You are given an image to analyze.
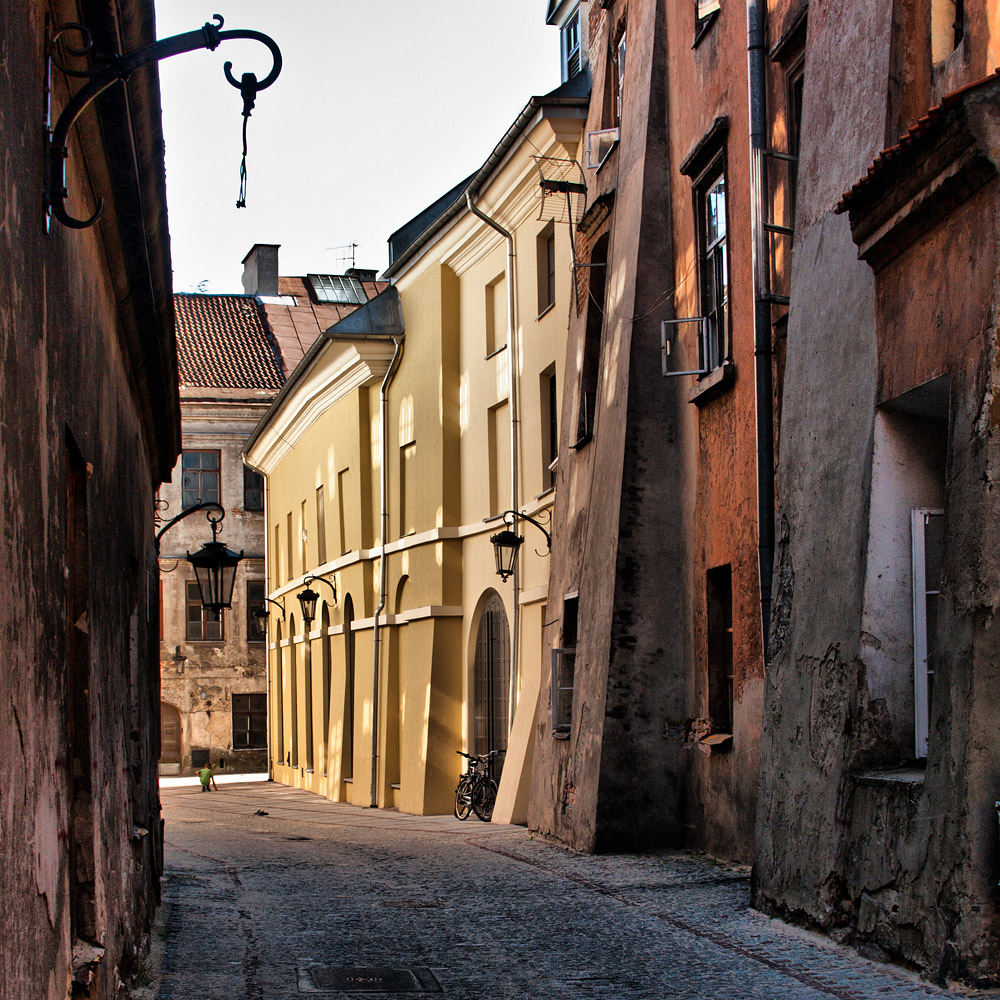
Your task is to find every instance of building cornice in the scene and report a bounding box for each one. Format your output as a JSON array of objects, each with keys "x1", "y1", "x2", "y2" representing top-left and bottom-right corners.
[{"x1": 245, "y1": 338, "x2": 397, "y2": 475}]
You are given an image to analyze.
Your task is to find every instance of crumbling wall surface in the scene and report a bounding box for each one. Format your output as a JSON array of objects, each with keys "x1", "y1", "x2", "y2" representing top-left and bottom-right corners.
[
  {"x1": 757, "y1": 1, "x2": 1000, "y2": 984},
  {"x1": 0, "y1": 3, "x2": 175, "y2": 999},
  {"x1": 753, "y1": 0, "x2": 892, "y2": 950},
  {"x1": 527, "y1": 0, "x2": 688, "y2": 853}
]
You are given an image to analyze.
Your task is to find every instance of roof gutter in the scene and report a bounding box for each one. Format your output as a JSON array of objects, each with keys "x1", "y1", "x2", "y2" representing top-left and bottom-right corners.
[
  {"x1": 383, "y1": 93, "x2": 588, "y2": 280},
  {"x1": 465, "y1": 191, "x2": 521, "y2": 753}
]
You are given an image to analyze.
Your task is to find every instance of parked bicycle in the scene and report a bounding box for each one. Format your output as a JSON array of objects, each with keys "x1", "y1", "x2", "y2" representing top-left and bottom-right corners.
[{"x1": 454, "y1": 749, "x2": 501, "y2": 822}]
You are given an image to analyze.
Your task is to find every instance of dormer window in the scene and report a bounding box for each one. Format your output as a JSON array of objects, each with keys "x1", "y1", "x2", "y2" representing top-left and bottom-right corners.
[{"x1": 562, "y1": 7, "x2": 582, "y2": 80}]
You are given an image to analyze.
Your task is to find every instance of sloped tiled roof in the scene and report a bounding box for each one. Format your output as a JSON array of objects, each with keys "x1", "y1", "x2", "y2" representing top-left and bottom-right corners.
[
  {"x1": 262, "y1": 277, "x2": 390, "y2": 374},
  {"x1": 174, "y1": 294, "x2": 285, "y2": 390},
  {"x1": 837, "y1": 69, "x2": 1000, "y2": 213}
]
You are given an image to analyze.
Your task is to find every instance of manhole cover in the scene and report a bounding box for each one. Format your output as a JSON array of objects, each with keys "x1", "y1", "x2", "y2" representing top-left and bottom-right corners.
[{"x1": 302, "y1": 966, "x2": 442, "y2": 993}]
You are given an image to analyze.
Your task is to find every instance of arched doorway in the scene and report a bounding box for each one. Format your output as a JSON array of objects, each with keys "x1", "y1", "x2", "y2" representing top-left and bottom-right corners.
[
  {"x1": 160, "y1": 702, "x2": 182, "y2": 775},
  {"x1": 473, "y1": 592, "x2": 510, "y2": 780}
]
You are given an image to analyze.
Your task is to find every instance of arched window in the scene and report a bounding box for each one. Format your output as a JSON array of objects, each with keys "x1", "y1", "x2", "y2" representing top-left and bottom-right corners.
[
  {"x1": 274, "y1": 621, "x2": 284, "y2": 766},
  {"x1": 342, "y1": 596, "x2": 355, "y2": 781},
  {"x1": 288, "y1": 613, "x2": 299, "y2": 767},
  {"x1": 474, "y1": 591, "x2": 510, "y2": 780},
  {"x1": 321, "y1": 604, "x2": 332, "y2": 776}
]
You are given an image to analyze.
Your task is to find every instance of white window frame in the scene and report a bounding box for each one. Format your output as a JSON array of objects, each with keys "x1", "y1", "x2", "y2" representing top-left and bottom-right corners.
[
  {"x1": 561, "y1": 5, "x2": 582, "y2": 81},
  {"x1": 550, "y1": 647, "x2": 575, "y2": 735},
  {"x1": 911, "y1": 508, "x2": 943, "y2": 759}
]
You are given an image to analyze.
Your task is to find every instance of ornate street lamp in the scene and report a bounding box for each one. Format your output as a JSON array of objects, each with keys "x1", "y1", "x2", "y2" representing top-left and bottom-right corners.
[
  {"x1": 490, "y1": 510, "x2": 551, "y2": 583},
  {"x1": 296, "y1": 575, "x2": 338, "y2": 629},
  {"x1": 155, "y1": 502, "x2": 244, "y2": 619},
  {"x1": 490, "y1": 527, "x2": 524, "y2": 582},
  {"x1": 187, "y1": 529, "x2": 243, "y2": 622}
]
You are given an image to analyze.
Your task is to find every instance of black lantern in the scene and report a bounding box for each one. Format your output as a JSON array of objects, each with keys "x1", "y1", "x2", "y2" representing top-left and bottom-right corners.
[
  {"x1": 296, "y1": 575, "x2": 338, "y2": 628},
  {"x1": 297, "y1": 586, "x2": 320, "y2": 628},
  {"x1": 187, "y1": 537, "x2": 244, "y2": 620},
  {"x1": 490, "y1": 510, "x2": 551, "y2": 582},
  {"x1": 156, "y1": 501, "x2": 244, "y2": 619},
  {"x1": 490, "y1": 528, "x2": 524, "y2": 582}
]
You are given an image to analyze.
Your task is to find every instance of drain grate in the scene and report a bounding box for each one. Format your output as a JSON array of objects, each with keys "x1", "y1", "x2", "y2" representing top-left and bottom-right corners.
[
  {"x1": 381, "y1": 901, "x2": 445, "y2": 909},
  {"x1": 301, "y1": 966, "x2": 442, "y2": 994}
]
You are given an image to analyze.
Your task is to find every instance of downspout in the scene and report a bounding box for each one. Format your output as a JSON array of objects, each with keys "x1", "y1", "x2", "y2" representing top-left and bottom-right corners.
[
  {"x1": 264, "y1": 477, "x2": 272, "y2": 781},
  {"x1": 748, "y1": 0, "x2": 775, "y2": 659},
  {"x1": 466, "y1": 189, "x2": 520, "y2": 739},
  {"x1": 370, "y1": 336, "x2": 404, "y2": 808}
]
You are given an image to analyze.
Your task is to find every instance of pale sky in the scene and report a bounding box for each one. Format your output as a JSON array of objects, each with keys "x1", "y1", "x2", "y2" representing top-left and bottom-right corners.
[{"x1": 154, "y1": 1, "x2": 562, "y2": 292}]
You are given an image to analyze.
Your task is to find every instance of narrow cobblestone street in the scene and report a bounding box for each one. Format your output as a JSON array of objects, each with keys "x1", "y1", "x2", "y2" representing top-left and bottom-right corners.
[{"x1": 152, "y1": 781, "x2": 989, "y2": 1000}]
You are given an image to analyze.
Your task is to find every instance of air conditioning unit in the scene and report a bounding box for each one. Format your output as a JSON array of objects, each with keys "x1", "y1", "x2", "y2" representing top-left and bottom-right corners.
[{"x1": 585, "y1": 127, "x2": 620, "y2": 169}]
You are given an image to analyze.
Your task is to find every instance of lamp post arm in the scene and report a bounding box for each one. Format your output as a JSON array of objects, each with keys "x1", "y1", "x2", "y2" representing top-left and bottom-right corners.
[
  {"x1": 303, "y1": 575, "x2": 338, "y2": 604},
  {"x1": 262, "y1": 597, "x2": 286, "y2": 622},
  {"x1": 46, "y1": 15, "x2": 282, "y2": 228},
  {"x1": 502, "y1": 510, "x2": 552, "y2": 551},
  {"x1": 155, "y1": 502, "x2": 225, "y2": 553}
]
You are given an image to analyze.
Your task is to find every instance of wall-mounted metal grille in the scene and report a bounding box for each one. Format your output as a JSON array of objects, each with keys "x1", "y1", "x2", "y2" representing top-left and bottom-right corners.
[{"x1": 307, "y1": 274, "x2": 367, "y2": 305}]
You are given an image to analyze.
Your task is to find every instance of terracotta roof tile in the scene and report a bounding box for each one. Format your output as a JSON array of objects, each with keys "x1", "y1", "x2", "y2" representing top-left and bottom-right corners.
[
  {"x1": 837, "y1": 69, "x2": 1000, "y2": 212},
  {"x1": 173, "y1": 294, "x2": 284, "y2": 390}
]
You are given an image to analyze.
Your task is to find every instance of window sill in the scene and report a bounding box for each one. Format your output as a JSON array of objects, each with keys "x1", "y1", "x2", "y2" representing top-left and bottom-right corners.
[
  {"x1": 343, "y1": 777, "x2": 353, "y2": 783},
  {"x1": 485, "y1": 344, "x2": 508, "y2": 361},
  {"x1": 390, "y1": 782, "x2": 401, "y2": 790},
  {"x1": 534, "y1": 486, "x2": 555, "y2": 502},
  {"x1": 693, "y1": 9, "x2": 720, "y2": 48},
  {"x1": 569, "y1": 432, "x2": 592, "y2": 451},
  {"x1": 552, "y1": 729, "x2": 570, "y2": 741},
  {"x1": 698, "y1": 732, "x2": 732, "y2": 753},
  {"x1": 537, "y1": 301, "x2": 555, "y2": 321},
  {"x1": 855, "y1": 767, "x2": 925, "y2": 789},
  {"x1": 689, "y1": 362, "x2": 735, "y2": 406}
]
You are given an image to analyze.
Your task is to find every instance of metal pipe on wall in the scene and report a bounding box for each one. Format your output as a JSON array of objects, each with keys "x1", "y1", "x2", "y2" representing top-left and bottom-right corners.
[
  {"x1": 747, "y1": 0, "x2": 776, "y2": 659},
  {"x1": 370, "y1": 336, "x2": 405, "y2": 808},
  {"x1": 465, "y1": 190, "x2": 520, "y2": 740}
]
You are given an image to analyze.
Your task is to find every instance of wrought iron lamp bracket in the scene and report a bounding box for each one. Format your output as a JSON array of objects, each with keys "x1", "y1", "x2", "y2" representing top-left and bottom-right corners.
[
  {"x1": 302, "y1": 574, "x2": 339, "y2": 604},
  {"x1": 44, "y1": 13, "x2": 282, "y2": 229},
  {"x1": 154, "y1": 501, "x2": 225, "y2": 553},
  {"x1": 260, "y1": 597, "x2": 286, "y2": 623},
  {"x1": 501, "y1": 509, "x2": 552, "y2": 556}
]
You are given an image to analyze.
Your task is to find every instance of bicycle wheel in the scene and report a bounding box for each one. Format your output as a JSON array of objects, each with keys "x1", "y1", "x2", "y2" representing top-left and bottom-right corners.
[
  {"x1": 454, "y1": 776, "x2": 473, "y2": 820},
  {"x1": 472, "y1": 778, "x2": 498, "y2": 822}
]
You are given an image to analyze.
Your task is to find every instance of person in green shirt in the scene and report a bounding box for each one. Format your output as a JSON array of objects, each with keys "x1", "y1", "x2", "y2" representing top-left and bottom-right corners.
[{"x1": 198, "y1": 765, "x2": 218, "y2": 792}]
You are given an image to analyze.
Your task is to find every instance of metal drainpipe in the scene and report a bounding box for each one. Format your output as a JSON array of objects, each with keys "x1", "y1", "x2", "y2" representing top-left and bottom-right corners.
[
  {"x1": 370, "y1": 336, "x2": 405, "y2": 808},
  {"x1": 748, "y1": 0, "x2": 775, "y2": 660},
  {"x1": 466, "y1": 189, "x2": 520, "y2": 738}
]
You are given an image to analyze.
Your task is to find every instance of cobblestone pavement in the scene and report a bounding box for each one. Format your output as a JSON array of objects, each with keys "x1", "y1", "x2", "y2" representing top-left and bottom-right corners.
[{"x1": 154, "y1": 782, "x2": 989, "y2": 1000}]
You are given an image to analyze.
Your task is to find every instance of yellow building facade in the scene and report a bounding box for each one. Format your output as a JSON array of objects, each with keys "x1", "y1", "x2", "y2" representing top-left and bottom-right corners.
[{"x1": 244, "y1": 82, "x2": 587, "y2": 820}]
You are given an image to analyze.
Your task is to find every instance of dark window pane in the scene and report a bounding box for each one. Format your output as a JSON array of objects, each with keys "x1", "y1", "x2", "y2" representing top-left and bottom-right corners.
[{"x1": 244, "y1": 467, "x2": 264, "y2": 511}]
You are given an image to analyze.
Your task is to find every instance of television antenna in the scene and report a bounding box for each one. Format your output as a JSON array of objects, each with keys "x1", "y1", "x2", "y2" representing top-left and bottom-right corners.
[{"x1": 325, "y1": 242, "x2": 358, "y2": 271}]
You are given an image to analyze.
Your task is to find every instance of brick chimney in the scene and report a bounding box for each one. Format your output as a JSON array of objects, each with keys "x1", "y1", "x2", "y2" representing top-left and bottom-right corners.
[{"x1": 242, "y1": 244, "x2": 280, "y2": 296}]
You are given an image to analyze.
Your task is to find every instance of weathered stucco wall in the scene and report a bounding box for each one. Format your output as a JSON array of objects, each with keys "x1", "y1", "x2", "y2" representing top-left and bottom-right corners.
[
  {"x1": 159, "y1": 399, "x2": 269, "y2": 775},
  {"x1": 0, "y1": 3, "x2": 179, "y2": 999},
  {"x1": 757, "y1": 2, "x2": 1000, "y2": 984}
]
